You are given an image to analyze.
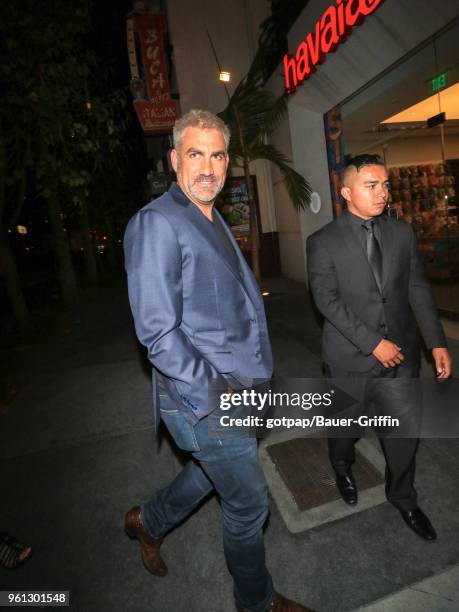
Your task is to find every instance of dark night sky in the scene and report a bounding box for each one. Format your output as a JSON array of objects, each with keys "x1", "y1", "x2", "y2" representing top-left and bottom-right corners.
[
  {"x1": 92, "y1": 0, "x2": 134, "y2": 89},
  {"x1": 9, "y1": 0, "x2": 149, "y2": 278}
]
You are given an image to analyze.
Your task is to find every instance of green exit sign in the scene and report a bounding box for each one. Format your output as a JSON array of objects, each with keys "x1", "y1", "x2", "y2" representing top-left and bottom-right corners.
[{"x1": 431, "y1": 72, "x2": 447, "y2": 93}]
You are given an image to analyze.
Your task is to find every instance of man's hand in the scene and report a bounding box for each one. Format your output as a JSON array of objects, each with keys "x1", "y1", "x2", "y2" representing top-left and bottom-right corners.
[
  {"x1": 432, "y1": 347, "x2": 452, "y2": 379},
  {"x1": 372, "y1": 339, "x2": 404, "y2": 368}
]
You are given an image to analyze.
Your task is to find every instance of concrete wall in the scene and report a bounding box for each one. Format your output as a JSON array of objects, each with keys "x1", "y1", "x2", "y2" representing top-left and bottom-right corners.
[
  {"x1": 166, "y1": 0, "x2": 277, "y2": 233},
  {"x1": 289, "y1": 103, "x2": 334, "y2": 275},
  {"x1": 261, "y1": 71, "x2": 304, "y2": 281},
  {"x1": 167, "y1": 0, "x2": 259, "y2": 111}
]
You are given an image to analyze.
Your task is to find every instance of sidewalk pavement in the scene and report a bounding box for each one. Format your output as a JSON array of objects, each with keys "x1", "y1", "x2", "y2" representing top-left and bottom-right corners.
[{"x1": 1, "y1": 276, "x2": 458, "y2": 612}]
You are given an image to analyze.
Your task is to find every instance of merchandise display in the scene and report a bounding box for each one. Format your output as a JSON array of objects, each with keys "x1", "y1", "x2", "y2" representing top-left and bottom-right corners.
[{"x1": 388, "y1": 161, "x2": 459, "y2": 280}]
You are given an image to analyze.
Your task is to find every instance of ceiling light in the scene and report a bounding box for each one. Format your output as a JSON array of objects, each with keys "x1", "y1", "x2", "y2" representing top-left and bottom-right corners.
[{"x1": 381, "y1": 82, "x2": 459, "y2": 123}]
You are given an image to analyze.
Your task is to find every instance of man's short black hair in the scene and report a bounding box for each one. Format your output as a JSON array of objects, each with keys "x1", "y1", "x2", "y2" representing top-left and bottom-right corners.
[{"x1": 345, "y1": 154, "x2": 385, "y2": 172}]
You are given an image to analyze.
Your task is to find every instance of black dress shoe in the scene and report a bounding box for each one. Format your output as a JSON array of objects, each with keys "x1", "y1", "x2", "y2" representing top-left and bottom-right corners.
[
  {"x1": 398, "y1": 506, "x2": 437, "y2": 541},
  {"x1": 335, "y1": 473, "x2": 358, "y2": 505}
]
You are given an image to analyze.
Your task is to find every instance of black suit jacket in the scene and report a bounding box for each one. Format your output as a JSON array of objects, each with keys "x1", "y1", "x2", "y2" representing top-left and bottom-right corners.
[{"x1": 306, "y1": 212, "x2": 446, "y2": 372}]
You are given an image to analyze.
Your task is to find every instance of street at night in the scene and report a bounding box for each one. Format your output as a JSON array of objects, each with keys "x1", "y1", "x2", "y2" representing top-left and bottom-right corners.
[{"x1": 1, "y1": 1, "x2": 459, "y2": 611}]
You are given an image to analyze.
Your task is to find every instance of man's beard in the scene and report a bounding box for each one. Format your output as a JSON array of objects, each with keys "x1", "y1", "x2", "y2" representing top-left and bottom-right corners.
[{"x1": 188, "y1": 174, "x2": 224, "y2": 203}]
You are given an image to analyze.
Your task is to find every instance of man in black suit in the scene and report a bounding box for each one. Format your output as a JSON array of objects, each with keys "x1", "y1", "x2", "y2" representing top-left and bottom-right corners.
[{"x1": 307, "y1": 154, "x2": 452, "y2": 541}]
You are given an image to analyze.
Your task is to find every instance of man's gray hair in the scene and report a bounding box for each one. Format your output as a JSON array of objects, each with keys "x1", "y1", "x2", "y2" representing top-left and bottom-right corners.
[{"x1": 173, "y1": 109, "x2": 230, "y2": 151}]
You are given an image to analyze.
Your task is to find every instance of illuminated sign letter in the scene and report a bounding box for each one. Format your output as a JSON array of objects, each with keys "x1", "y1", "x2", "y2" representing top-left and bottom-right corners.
[
  {"x1": 296, "y1": 41, "x2": 311, "y2": 82},
  {"x1": 306, "y1": 21, "x2": 323, "y2": 67},
  {"x1": 283, "y1": 53, "x2": 298, "y2": 92},
  {"x1": 284, "y1": 0, "x2": 384, "y2": 93},
  {"x1": 359, "y1": 0, "x2": 384, "y2": 16},
  {"x1": 345, "y1": 0, "x2": 363, "y2": 28},
  {"x1": 320, "y1": 6, "x2": 340, "y2": 54}
]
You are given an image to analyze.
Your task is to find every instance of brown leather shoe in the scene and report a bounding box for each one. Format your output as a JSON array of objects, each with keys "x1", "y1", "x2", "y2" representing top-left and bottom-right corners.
[
  {"x1": 236, "y1": 591, "x2": 317, "y2": 611},
  {"x1": 124, "y1": 506, "x2": 167, "y2": 577}
]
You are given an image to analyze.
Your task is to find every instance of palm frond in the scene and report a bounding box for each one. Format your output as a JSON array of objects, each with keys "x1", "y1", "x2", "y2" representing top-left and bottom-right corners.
[
  {"x1": 220, "y1": 86, "x2": 285, "y2": 154},
  {"x1": 262, "y1": 90, "x2": 288, "y2": 134},
  {"x1": 218, "y1": 56, "x2": 312, "y2": 213},
  {"x1": 244, "y1": 48, "x2": 265, "y2": 88},
  {"x1": 248, "y1": 143, "x2": 312, "y2": 210}
]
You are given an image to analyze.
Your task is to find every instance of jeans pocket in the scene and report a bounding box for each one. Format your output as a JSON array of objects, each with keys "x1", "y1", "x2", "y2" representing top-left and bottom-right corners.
[{"x1": 160, "y1": 410, "x2": 201, "y2": 453}]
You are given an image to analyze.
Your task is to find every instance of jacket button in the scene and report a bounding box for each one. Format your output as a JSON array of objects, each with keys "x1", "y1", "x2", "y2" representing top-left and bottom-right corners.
[
  {"x1": 382, "y1": 298, "x2": 387, "y2": 303},
  {"x1": 250, "y1": 318, "x2": 256, "y2": 324},
  {"x1": 380, "y1": 323, "x2": 386, "y2": 328},
  {"x1": 255, "y1": 351, "x2": 260, "y2": 358}
]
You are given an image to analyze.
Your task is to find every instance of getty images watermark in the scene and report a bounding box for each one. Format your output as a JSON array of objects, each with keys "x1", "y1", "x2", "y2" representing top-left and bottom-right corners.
[
  {"x1": 218, "y1": 388, "x2": 398, "y2": 430},
  {"x1": 207, "y1": 377, "x2": 459, "y2": 439},
  {"x1": 219, "y1": 388, "x2": 334, "y2": 411}
]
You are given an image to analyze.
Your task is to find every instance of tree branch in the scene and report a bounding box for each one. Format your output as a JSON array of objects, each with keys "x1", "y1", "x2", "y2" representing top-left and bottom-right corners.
[
  {"x1": 0, "y1": 120, "x2": 6, "y2": 223},
  {"x1": 6, "y1": 131, "x2": 31, "y2": 230}
]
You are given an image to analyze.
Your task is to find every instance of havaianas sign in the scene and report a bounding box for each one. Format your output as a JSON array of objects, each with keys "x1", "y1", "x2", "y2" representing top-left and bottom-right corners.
[{"x1": 283, "y1": 0, "x2": 384, "y2": 93}]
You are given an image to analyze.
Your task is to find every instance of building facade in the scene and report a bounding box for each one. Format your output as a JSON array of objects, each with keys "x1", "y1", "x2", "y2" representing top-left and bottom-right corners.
[{"x1": 161, "y1": 0, "x2": 459, "y2": 313}]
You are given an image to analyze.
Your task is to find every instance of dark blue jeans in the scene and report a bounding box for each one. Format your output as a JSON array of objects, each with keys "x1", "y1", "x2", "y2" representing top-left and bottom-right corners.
[{"x1": 141, "y1": 395, "x2": 273, "y2": 612}]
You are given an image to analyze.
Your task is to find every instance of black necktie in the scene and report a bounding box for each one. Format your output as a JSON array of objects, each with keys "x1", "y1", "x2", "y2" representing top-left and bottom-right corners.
[{"x1": 362, "y1": 219, "x2": 383, "y2": 292}]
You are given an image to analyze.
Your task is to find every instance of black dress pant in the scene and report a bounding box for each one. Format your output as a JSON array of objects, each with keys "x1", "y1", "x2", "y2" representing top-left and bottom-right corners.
[{"x1": 324, "y1": 362, "x2": 421, "y2": 511}]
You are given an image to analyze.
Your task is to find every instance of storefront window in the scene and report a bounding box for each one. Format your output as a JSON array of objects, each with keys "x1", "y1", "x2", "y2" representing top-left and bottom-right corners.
[{"x1": 335, "y1": 20, "x2": 459, "y2": 316}]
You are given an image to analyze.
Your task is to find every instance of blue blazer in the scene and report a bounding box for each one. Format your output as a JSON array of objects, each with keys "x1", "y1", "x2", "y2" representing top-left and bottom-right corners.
[{"x1": 124, "y1": 183, "x2": 273, "y2": 427}]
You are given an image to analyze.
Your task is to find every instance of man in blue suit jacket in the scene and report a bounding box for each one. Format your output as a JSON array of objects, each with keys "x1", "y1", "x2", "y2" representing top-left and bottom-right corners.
[{"x1": 123, "y1": 110, "x2": 311, "y2": 612}]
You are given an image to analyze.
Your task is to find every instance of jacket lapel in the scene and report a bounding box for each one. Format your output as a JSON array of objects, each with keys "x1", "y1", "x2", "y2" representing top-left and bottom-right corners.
[
  {"x1": 184, "y1": 202, "x2": 244, "y2": 282},
  {"x1": 339, "y1": 213, "x2": 372, "y2": 265},
  {"x1": 338, "y1": 213, "x2": 394, "y2": 294},
  {"x1": 338, "y1": 213, "x2": 382, "y2": 293},
  {"x1": 213, "y1": 209, "x2": 261, "y2": 308},
  {"x1": 169, "y1": 184, "x2": 256, "y2": 304},
  {"x1": 378, "y1": 214, "x2": 394, "y2": 290}
]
